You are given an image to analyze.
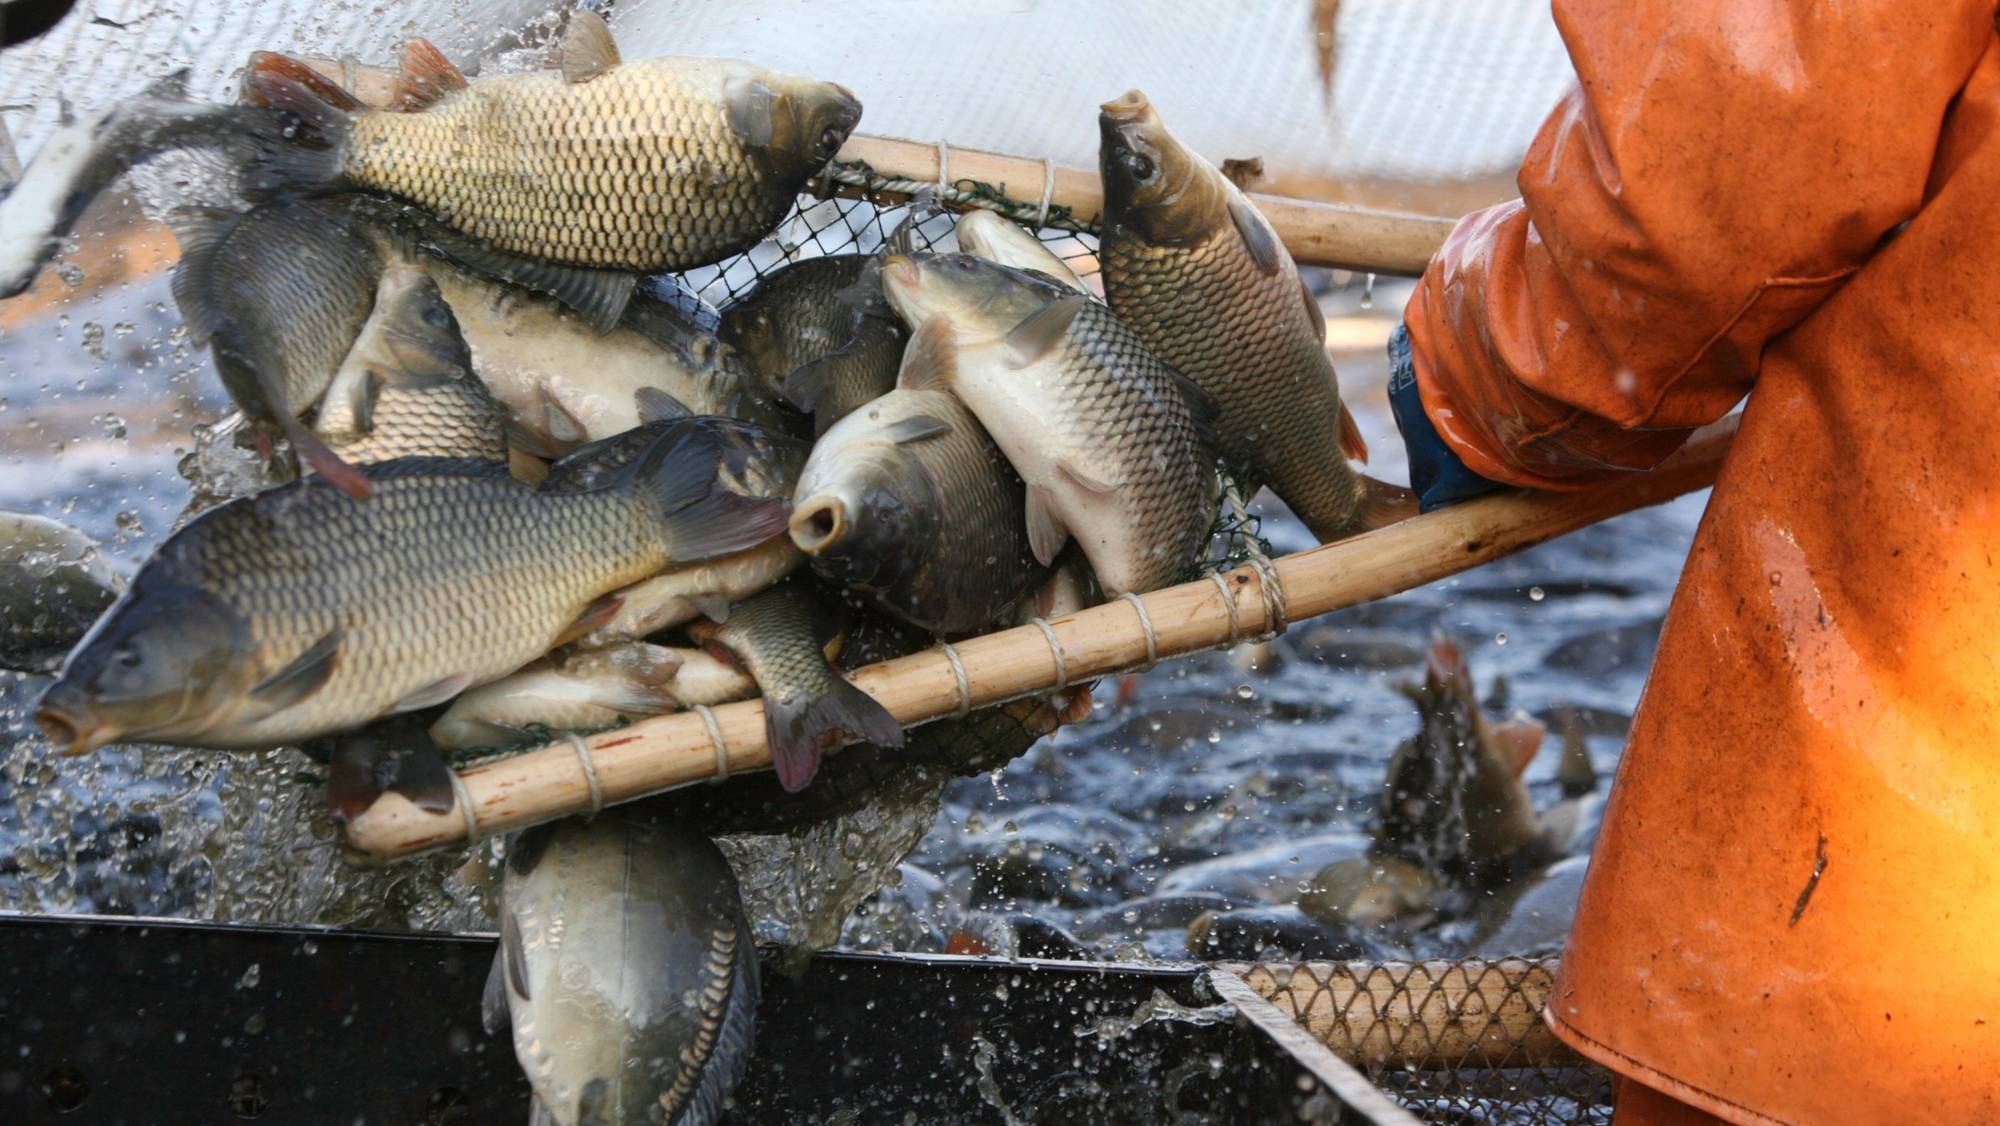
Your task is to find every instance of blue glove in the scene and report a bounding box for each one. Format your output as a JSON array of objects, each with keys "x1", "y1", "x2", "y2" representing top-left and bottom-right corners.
[{"x1": 1388, "y1": 323, "x2": 1500, "y2": 512}]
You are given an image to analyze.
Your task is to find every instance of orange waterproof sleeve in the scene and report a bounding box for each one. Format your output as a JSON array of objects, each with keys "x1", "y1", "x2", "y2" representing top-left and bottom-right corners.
[{"x1": 1404, "y1": 1, "x2": 1994, "y2": 490}]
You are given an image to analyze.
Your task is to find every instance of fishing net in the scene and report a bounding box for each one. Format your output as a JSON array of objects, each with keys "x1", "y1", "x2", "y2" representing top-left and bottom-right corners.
[{"x1": 1226, "y1": 957, "x2": 1614, "y2": 1122}]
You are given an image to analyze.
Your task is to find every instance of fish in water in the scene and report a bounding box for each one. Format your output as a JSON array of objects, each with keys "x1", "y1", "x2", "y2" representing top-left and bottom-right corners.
[
  {"x1": 0, "y1": 73, "x2": 274, "y2": 298},
  {"x1": 1099, "y1": 90, "x2": 1388, "y2": 541},
  {"x1": 953, "y1": 209, "x2": 1090, "y2": 294},
  {"x1": 687, "y1": 579, "x2": 903, "y2": 793},
  {"x1": 0, "y1": 514, "x2": 124, "y2": 674},
  {"x1": 790, "y1": 355, "x2": 1047, "y2": 634},
  {"x1": 717, "y1": 253, "x2": 908, "y2": 435},
  {"x1": 1299, "y1": 637, "x2": 1553, "y2": 928},
  {"x1": 166, "y1": 197, "x2": 385, "y2": 499},
  {"x1": 416, "y1": 255, "x2": 786, "y2": 457},
  {"x1": 314, "y1": 260, "x2": 509, "y2": 464},
  {"x1": 240, "y1": 14, "x2": 861, "y2": 328},
  {"x1": 429, "y1": 642, "x2": 758, "y2": 751},
  {"x1": 879, "y1": 251, "x2": 1218, "y2": 596},
  {"x1": 492, "y1": 809, "x2": 759, "y2": 1126},
  {"x1": 35, "y1": 424, "x2": 790, "y2": 755},
  {"x1": 543, "y1": 418, "x2": 810, "y2": 648}
]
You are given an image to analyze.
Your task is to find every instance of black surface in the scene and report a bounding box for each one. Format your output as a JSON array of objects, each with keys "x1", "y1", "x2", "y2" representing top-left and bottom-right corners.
[{"x1": 0, "y1": 913, "x2": 1352, "y2": 1124}]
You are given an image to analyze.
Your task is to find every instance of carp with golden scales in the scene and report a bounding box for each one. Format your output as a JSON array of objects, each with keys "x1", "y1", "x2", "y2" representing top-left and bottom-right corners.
[{"x1": 241, "y1": 11, "x2": 861, "y2": 329}]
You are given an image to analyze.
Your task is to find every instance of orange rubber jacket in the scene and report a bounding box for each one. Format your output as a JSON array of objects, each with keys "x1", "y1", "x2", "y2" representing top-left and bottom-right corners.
[{"x1": 1404, "y1": 3, "x2": 2000, "y2": 1123}]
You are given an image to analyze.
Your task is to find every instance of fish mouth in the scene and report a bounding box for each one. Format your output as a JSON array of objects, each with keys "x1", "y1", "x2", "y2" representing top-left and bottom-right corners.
[
  {"x1": 788, "y1": 495, "x2": 849, "y2": 555},
  {"x1": 35, "y1": 702, "x2": 112, "y2": 757},
  {"x1": 1098, "y1": 89, "x2": 1156, "y2": 124}
]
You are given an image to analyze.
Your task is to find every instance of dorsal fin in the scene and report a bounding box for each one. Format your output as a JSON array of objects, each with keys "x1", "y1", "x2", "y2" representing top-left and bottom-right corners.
[
  {"x1": 553, "y1": 10, "x2": 622, "y2": 84},
  {"x1": 896, "y1": 317, "x2": 959, "y2": 391},
  {"x1": 1005, "y1": 295, "x2": 1086, "y2": 368},
  {"x1": 1227, "y1": 194, "x2": 1282, "y2": 276},
  {"x1": 392, "y1": 39, "x2": 467, "y2": 110},
  {"x1": 1221, "y1": 156, "x2": 1265, "y2": 191},
  {"x1": 242, "y1": 51, "x2": 362, "y2": 115}
]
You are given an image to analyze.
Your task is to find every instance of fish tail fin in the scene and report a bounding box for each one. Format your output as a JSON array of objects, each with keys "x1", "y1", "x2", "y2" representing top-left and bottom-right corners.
[
  {"x1": 1351, "y1": 474, "x2": 1418, "y2": 531},
  {"x1": 285, "y1": 413, "x2": 375, "y2": 500},
  {"x1": 764, "y1": 670, "x2": 902, "y2": 793},
  {"x1": 626, "y1": 422, "x2": 790, "y2": 559},
  {"x1": 236, "y1": 52, "x2": 357, "y2": 198}
]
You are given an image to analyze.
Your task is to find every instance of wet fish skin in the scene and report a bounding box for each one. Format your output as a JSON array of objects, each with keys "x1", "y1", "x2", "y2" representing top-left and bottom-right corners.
[
  {"x1": 880, "y1": 251, "x2": 1218, "y2": 596},
  {"x1": 495, "y1": 810, "x2": 758, "y2": 1126},
  {"x1": 688, "y1": 580, "x2": 903, "y2": 793},
  {"x1": 954, "y1": 210, "x2": 1090, "y2": 294},
  {"x1": 718, "y1": 254, "x2": 907, "y2": 431},
  {"x1": 791, "y1": 378, "x2": 1046, "y2": 634},
  {"x1": 1099, "y1": 90, "x2": 1365, "y2": 541},
  {"x1": 243, "y1": 32, "x2": 862, "y2": 274},
  {"x1": 315, "y1": 261, "x2": 508, "y2": 464},
  {"x1": 35, "y1": 429, "x2": 790, "y2": 756},
  {"x1": 0, "y1": 514, "x2": 124, "y2": 673},
  {"x1": 429, "y1": 642, "x2": 757, "y2": 751}
]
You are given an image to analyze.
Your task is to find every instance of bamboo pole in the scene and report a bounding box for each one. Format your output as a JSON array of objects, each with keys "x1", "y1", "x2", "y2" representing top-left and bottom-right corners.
[
  {"x1": 832, "y1": 134, "x2": 1455, "y2": 276},
  {"x1": 343, "y1": 418, "x2": 1735, "y2": 863},
  {"x1": 1219, "y1": 958, "x2": 1576, "y2": 1071}
]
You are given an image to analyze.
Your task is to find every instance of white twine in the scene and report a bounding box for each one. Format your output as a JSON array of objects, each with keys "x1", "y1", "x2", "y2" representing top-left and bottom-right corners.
[
  {"x1": 1120, "y1": 591, "x2": 1159, "y2": 670},
  {"x1": 1036, "y1": 158, "x2": 1056, "y2": 229},
  {"x1": 692, "y1": 705, "x2": 729, "y2": 783},
  {"x1": 939, "y1": 641, "x2": 972, "y2": 717},
  {"x1": 560, "y1": 731, "x2": 603, "y2": 817},
  {"x1": 1223, "y1": 479, "x2": 1291, "y2": 639},
  {"x1": 447, "y1": 771, "x2": 480, "y2": 845},
  {"x1": 936, "y1": 140, "x2": 950, "y2": 194},
  {"x1": 1028, "y1": 617, "x2": 1070, "y2": 690},
  {"x1": 1207, "y1": 571, "x2": 1243, "y2": 644}
]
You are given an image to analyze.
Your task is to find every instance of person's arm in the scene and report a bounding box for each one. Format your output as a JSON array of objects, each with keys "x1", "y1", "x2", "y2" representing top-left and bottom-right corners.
[{"x1": 1401, "y1": 0, "x2": 1993, "y2": 492}]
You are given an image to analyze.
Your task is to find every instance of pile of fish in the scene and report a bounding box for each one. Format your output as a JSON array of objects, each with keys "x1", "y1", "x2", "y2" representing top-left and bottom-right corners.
[{"x1": 0, "y1": 14, "x2": 1389, "y2": 1125}]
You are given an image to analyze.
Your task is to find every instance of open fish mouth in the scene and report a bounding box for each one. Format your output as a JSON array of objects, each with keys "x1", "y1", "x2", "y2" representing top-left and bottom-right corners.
[
  {"x1": 788, "y1": 495, "x2": 849, "y2": 555},
  {"x1": 34, "y1": 702, "x2": 110, "y2": 757}
]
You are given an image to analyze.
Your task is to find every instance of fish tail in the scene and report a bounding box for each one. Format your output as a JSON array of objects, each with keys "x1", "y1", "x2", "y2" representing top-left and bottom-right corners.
[
  {"x1": 285, "y1": 413, "x2": 375, "y2": 501},
  {"x1": 764, "y1": 669, "x2": 902, "y2": 793},
  {"x1": 236, "y1": 52, "x2": 357, "y2": 198},
  {"x1": 625, "y1": 422, "x2": 791, "y2": 560}
]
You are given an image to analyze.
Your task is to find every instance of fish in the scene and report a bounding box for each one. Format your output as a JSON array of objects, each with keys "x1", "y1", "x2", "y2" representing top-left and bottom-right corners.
[
  {"x1": 492, "y1": 809, "x2": 759, "y2": 1126},
  {"x1": 313, "y1": 260, "x2": 509, "y2": 465},
  {"x1": 1297, "y1": 637, "x2": 1552, "y2": 927},
  {"x1": 429, "y1": 642, "x2": 758, "y2": 751},
  {"x1": 717, "y1": 254, "x2": 908, "y2": 434},
  {"x1": 953, "y1": 209, "x2": 1090, "y2": 294},
  {"x1": 879, "y1": 251, "x2": 1218, "y2": 596},
  {"x1": 311, "y1": 711, "x2": 455, "y2": 824},
  {"x1": 165, "y1": 197, "x2": 385, "y2": 499},
  {"x1": 239, "y1": 15, "x2": 862, "y2": 328},
  {"x1": 414, "y1": 256, "x2": 786, "y2": 458},
  {"x1": 543, "y1": 418, "x2": 810, "y2": 647},
  {"x1": 35, "y1": 423, "x2": 791, "y2": 755},
  {"x1": 687, "y1": 579, "x2": 903, "y2": 793},
  {"x1": 790, "y1": 359, "x2": 1046, "y2": 634},
  {"x1": 0, "y1": 514, "x2": 124, "y2": 673},
  {"x1": 0, "y1": 73, "x2": 273, "y2": 298},
  {"x1": 1099, "y1": 90, "x2": 1389, "y2": 541}
]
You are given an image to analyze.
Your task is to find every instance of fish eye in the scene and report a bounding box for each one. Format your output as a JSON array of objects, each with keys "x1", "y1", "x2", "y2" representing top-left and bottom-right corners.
[
  {"x1": 819, "y1": 125, "x2": 846, "y2": 154},
  {"x1": 421, "y1": 301, "x2": 452, "y2": 329},
  {"x1": 1121, "y1": 151, "x2": 1156, "y2": 182},
  {"x1": 951, "y1": 254, "x2": 978, "y2": 271},
  {"x1": 114, "y1": 645, "x2": 142, "y2": 669}
]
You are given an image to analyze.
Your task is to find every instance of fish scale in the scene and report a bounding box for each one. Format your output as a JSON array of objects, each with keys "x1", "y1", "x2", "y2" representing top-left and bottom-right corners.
[
  {"x1": 347, "y1": 62, "x2": 795, "y2": 270},
  {"x1": 144, "y1": 462, "x2": 673, "y2": 745},
  {"x1": 1102, "y1": 231, "x2": 1359, "y2": 537}
]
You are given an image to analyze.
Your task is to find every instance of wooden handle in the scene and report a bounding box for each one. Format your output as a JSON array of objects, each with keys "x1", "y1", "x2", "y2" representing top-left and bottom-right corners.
[
  {"x1": 343, "y1": 418, "x2": 1735, "y2": 862},
  {"x1": 832, "y1": 134, "x2": 1456, "y2": 276}
]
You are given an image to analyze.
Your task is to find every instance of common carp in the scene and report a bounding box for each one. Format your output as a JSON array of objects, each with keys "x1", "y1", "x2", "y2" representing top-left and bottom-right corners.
[
  {"x1": 36, "y1": 423, "x2": 789, "y2": 755},
  {"x1": 0, "y1": 514, "x2": 123, "y2": 673},
  {"x1": 954, "y1": 209, "x2": 1089, "y2": 294},
  {"x1": 717, "y1": 253, "x2": 907, "y2": 435},
  {"x1": 880, "y1": 252, "x2": 1217, "y2": 595},
  {"x1": 241, "y1": 13, "x2": 861, "y2": 328},
  {"x1": 429, "y1": 642, "x2": 758, "y2": 751}
]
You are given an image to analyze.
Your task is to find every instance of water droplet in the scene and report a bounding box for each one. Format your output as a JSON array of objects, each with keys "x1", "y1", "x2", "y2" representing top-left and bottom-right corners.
[
  {"x1": 237, "y1": 963, "x2": 261, "y2": 989},
  {"x1": 1494, "y1": 632, "x2": 1508, "y2": 646},
  {"x1": 1360, "y1": 272, "x2": 1377, "y2": 309},
  {"x1": 1234, "y1": 684, "x2": 1254, "y2": 700},
  {"x1": 55, "y1": 261, "x2": 85, "y2": 288},
  {"x1": 1528, "y1": 586, "x2": 1545, "y2": 602}
]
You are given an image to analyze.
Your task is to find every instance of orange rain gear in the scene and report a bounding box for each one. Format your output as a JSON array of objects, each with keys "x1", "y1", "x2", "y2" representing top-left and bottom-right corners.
[{"x1": 1405, "y1": 3, "x2": 2000, "y2": 1123}]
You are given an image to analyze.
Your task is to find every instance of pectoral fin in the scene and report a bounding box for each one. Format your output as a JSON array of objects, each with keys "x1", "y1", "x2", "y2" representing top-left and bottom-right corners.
[
  {"x1": 553, "y1": 10, "x2": 621, "y2": 83},
  {"x1": 895, "y1": 316, "x2": 958, "y2": 391},
  {"x1": 501, "y1": 913, "x2": 531, "y2": 1000},
  {"x1": 251, "y1": 630, "x2": 342, "y2": 709},
  {"x1": 1055, "y1": 458, "x2": 1116, "y2": 494},
  {"x1": 633, "y1": 386, "x2": 692, "y2": 423},
  {"x1": 1227, "y1": 195, "x2": 1282, "y2": 276},
  {"x1": 390, "y1": 672, "x2": 472, "y2": 713},
  {"x1": 1300, "y1": 276, "x2": 1327, "y2": 341},
  {"x1": 885, "y1": 415, "x2": 954, "y2": 445},
  {"x1": 480, "y1": 951, "x2": 509, "y2": 1035},
  {"x1": 1338, "y1": 401, "x2": 1368, "y2": 463},
  {"x1": 1025, "y1": 484, "x2": 1069, "y2": 567},
  {"x1": 554, "y1": 595, "x2": 626, "y2": 648},
  {"x1": 540, "y1": 383, "x2": 589, "y2": 445},
  {"x1": 1005, "y1": 295, "x2": 1086, "y2": 368}
]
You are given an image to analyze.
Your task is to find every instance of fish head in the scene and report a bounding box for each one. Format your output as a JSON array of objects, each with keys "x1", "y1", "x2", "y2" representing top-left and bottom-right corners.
[
  {"x1": 880, "y1": 252, "x2": 1058, "y2": 340},
  {"x1": 790, "y1": 415, "x2": 937, "y2": 588},
  {"x1": 1098, "y1": 90, "x2": 1226, "y2": 245},
  {"x1": 36, "y1": 584, "x2": 252, "y2": 754},
  {"x1": 367, "y1": 264, "x2": 472, "y2": 386},
  {"x1": 735, "y1": 73, "x2": 862, "y2": 174}
]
